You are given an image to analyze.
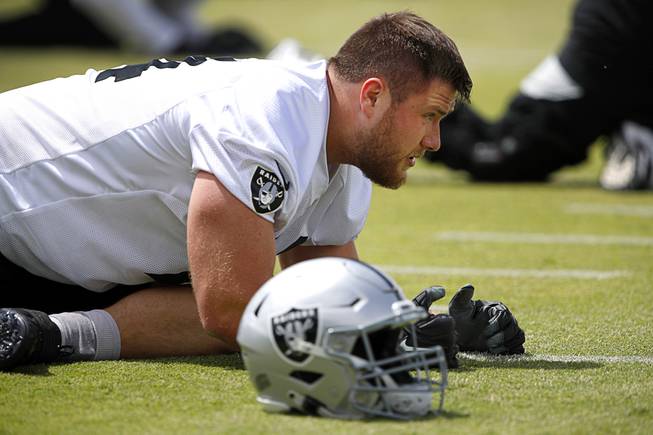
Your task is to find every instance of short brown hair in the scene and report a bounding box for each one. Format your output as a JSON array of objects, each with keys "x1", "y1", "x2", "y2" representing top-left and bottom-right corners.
[{"x1": 329, "y1": 11, "x2": 472, "y2": 103}]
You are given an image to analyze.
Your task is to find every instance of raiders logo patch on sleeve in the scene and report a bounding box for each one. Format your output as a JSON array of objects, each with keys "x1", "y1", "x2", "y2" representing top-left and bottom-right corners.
[{"x1": 250, "y1": 166, "x2": 286, "y2": 214}]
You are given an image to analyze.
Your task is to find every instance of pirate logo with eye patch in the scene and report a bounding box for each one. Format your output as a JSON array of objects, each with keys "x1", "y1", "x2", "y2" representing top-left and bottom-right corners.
[
  {"x1": 271, "y1": 308, "x2": 318, "y2": 363},
  {"x1": 251, "y1": 166, "x2": 285, "y2": 214}
]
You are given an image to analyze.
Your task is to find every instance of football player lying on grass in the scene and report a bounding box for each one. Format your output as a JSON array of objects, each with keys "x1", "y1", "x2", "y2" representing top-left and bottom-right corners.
[
  {"x1": 0, "y1": 10, "x2": 522, "y2": 378},
  {"x1": 0, "y1": 10, "x2": 472, "y2": 372}
]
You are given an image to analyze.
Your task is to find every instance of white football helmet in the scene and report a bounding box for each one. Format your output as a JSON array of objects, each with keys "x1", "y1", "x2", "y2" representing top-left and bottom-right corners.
[{"x1": 236, "y1": 257, "x2": 448, "y2": 420}]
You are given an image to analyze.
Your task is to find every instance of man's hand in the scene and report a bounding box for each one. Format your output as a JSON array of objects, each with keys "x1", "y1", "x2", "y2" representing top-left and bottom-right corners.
[
  {"x1": 448, "y1": 284, "x2": 525, "y2": 354},
  {"x1": 401, "y1": 286, "x2": 459, "y2": 369}
]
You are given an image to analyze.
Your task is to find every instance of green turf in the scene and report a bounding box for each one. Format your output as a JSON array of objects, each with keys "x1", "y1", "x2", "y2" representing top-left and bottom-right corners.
[{"x1": 2, "y1": 0, "x2": 652, "y2": 433}]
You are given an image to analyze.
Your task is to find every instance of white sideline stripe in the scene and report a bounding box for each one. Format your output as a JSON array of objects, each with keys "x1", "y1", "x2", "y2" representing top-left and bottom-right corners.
[
  {"x1": 565, "y1": 202, "x2": 653, "y2": 218},
  {"x1": 435, "y1": 231, "x2": 653, "y2": 247},
  {"x1": 377, "y1": 265, "x2": 629, "y2": 280},
  {"x1": 460, "y1": 352, "x2": 653, "y2": 365}
]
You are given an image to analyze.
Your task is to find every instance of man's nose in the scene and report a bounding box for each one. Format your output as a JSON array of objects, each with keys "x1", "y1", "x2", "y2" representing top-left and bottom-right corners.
[{"x1": 421, "y1": 123, "x2": 441, "y2": 151}]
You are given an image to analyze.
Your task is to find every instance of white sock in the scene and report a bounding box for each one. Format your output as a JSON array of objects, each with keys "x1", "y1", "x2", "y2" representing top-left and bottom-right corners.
[
  {"x1": 84, "y1": 310, "x2": 121, "y2": 361},
  {"x1": 49, "y1": 310, "x2": 121, "y2": 361}
]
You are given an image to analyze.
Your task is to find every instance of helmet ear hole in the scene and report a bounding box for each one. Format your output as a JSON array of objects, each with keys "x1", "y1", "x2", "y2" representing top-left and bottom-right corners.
[{"x1": 289, "y1": 370, "x2": 323, "y2": 384}]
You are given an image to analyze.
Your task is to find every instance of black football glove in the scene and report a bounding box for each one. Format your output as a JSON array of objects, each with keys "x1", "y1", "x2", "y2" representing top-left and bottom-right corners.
[
  {"x1": 400, "y1": 286, "x2": 459, "y2": 369},
  {"x1": 448, "y1": 284, "x2": 525, "y2": 354}
]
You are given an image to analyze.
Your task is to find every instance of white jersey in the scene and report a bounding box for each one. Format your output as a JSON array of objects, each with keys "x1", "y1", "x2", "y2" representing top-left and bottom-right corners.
[{"x1": 0, "y1": 57, "x2": 371, "y2": 291}]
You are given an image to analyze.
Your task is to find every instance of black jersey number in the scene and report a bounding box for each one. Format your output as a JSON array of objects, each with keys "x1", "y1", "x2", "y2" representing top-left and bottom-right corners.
[{"x1": 94, "y1": 55, "x2": 234, "y2": 83}]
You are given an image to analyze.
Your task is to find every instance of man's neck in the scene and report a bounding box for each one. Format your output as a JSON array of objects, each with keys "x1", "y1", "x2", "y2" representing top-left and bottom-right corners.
[{"x1": 325, "y1": 66, "x2": 356, "y2": 167}]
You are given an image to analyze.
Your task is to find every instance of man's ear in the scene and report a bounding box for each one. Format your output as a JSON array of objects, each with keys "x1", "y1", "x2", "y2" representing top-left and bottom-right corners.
[{"x1": 359, "y1": 78, "x2": 389, "y2": 118}]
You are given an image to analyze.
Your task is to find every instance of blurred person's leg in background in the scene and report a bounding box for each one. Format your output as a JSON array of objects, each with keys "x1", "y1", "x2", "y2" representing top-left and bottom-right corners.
[
  {"x1": 427, "y1": 0, "x2": 653, "y2": 189},
  {"x1": 0, "y1": 0, "x2": 263, "y2": 56}
]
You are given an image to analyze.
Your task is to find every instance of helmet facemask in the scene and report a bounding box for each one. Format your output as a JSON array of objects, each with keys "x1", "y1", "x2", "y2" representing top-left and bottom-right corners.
[
  {"x1": 322, "y1": 300, "x2": 448, "y2": 419},
  {"x1": 285, "y1": 299, "x2": 448, "y2": 420}
]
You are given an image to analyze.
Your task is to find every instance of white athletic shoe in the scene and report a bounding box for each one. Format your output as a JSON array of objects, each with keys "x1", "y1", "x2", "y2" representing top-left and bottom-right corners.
[{"x1": 600, "y1": 121, "x2": 653, "y2": 190}]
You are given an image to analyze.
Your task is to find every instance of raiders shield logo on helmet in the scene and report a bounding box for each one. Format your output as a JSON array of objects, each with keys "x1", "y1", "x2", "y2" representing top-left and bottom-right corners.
[
  {"x1": 271, "y1": 308, "x2": 318, "y2": 363},
  {"x1": 251, "y1": 166, "x2": 286, "y2": 214}
]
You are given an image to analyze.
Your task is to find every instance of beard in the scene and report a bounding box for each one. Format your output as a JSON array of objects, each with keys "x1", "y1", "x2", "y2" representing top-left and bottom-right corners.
[{"x1": 351, "y1": 106, "x2": 407, "y2": 189}]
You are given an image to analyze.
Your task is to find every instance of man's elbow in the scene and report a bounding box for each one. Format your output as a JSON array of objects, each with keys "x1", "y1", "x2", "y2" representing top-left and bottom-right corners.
[{"x1": 198, "y1": 307, "x2": 241, "y2": 351}]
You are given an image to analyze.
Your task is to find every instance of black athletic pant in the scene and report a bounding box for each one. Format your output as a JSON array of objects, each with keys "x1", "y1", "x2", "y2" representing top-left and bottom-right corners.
[{"x1": 0, "y1": 254, "x2": 148, "y2": 314}]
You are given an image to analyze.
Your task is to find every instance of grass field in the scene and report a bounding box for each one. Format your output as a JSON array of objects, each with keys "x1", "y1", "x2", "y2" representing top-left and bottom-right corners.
[{"x1": 1, "y1": 0, "x2": 653, "y2": 433}]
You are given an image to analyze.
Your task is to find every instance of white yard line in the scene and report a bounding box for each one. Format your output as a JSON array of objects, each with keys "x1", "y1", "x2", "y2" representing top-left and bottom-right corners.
[
  {"x1": 565, "y1": 202, "x2": 653, "y2": 218},
  {"x1": 434, "y1": 231, "x2": 653, "y2": 247},
  {"x1": 460, "y1": 352, "x2": 653, "y2": 365},
  {"x1": 377, "y1": 265, "x2": 630, "y2": 280}
]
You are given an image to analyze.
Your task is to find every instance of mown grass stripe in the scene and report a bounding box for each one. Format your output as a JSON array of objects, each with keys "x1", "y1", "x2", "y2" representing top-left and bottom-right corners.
[
  {"x1": 460, "y1": 352, "x2": 653, "y2": 365},
  {"x1": 435, "y1": 231, "x2": 653, "y2": 246},
  {"x1": 565, "y1": 202, "x2": 653, "y2": 218},
  {"x1": 378, "y1": 265, "x2": 630, "y2": 280}
]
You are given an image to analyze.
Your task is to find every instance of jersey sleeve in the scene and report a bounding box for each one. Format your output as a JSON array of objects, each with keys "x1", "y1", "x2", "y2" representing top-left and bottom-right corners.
[
  {"x1": 187, "y1": 87, "x2": 298, "y2": 225},
  {"x1": 302, "y1": 165, "x2": 372, "y2": 246},
  {"x1": 189, "y1": 123, "x2": 291, "y2": 224},
  {"x1": 187, "y1": 60, "x2": 329, "y2": 230}
]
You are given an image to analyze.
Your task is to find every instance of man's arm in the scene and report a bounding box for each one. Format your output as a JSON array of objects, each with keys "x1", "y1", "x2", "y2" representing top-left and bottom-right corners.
[
  {"x1": 278, "y1": 241, "x2": 358, "y2": 269},
  {"x1": 187, "y1": 171, "x2": 276, "y2": 350}
]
